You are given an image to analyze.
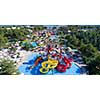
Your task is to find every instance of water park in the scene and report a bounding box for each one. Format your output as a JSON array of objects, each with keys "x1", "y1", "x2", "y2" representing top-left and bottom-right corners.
[
  {"x1": 18, "y1": 30, "x2": 82, "y2": 75},
  {"x1": 1, "y1": 25, "x2": 100, "y2": 75}
]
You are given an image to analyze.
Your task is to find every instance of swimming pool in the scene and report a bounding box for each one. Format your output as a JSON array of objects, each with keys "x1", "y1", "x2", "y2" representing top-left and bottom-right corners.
[{"x1": 19, "y1": 53, "x2": 81, "y2": 75}]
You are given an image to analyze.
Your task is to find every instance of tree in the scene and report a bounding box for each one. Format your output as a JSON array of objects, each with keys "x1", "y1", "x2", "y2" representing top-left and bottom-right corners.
[
  {"x1": 88, "y1": 54, "x2": 100, "y2": 74},
  {"x1": 57, "y1": 26, "x2": 68, "y2": 34},
  {"x1": 0, "y1": 34, "x2": 8, "y2": 48},
  {"x1": 33, "y1": 25, "x2": 45, "y2": 31},
  {"x1": 57, "y1": 25, "x2": 100, "y2": 75},
  {"x1": 80, "y1": 43, "x2": 98, "y2": 58},
  {"x1": 67, "y1": 25, "x2": 79, "y2": 33},
  {"x1": 0, "y1": 59, "x2": 20, "y2": 75},
  {"x1": 94, "y1": 54, "x2": 100, "y2": 68},
  {"x1": 22, "y1": 42, "x2": 32, "y2": 51}
]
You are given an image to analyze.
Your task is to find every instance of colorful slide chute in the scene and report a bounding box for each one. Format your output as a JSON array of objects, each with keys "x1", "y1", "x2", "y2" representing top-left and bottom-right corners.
[
  {"x1": 56, "y1": 57, "x2": 72, "y2": 72},
  {"x1": 40, "y1": 57, "x2": 58, "y2": 74},
  {"x1": 29, "y1": 56, "x2": 42, "y2": 69},
  {"x1": 28, "y1": 46, "x2": 73, "y2": 74},
  {"x1": 29, "y1": 53, "x2": 73, "y2": 74}
]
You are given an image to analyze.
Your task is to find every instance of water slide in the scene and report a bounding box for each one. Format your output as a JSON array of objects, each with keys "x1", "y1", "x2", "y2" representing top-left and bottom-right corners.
[
  {"x1": 29, "y1": 56, "x2": 42, "y2": 70},
  {"x1": 56, "y1": 57, "x2": 72, "y2": 72},
  {"x1": 40, "y1": 57, "x2": 58, "y2": 74}
]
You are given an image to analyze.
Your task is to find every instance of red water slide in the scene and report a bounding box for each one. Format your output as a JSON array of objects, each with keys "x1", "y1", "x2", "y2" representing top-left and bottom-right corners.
[{"x1": 56, "y1": 57, "x2": 72, "y2": 72}]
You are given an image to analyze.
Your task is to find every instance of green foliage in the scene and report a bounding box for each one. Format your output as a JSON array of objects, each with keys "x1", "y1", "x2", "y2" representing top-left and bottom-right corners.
[
  {"x1": 22, "y1": 42, "x2": 33, "y2": 51},
  {"x1": 0, "y1": 26, "x2": 31, "y2": 42},
  {"x1": 80, "y1": 44, "x2": 98, "y2": 57},
  {"x1": 67, "y1": 25, "x2": 79, "y2": 33},
  {"x1": 88, "y1": 53, "x2": 100, "y2": 74},
  {"x1": 0, "y1": 59, "x2": 20, "y2": 75},
  {"x1": 33, "y1": 25, "x2": 45, "y2": 31},
  {"x1": 0, "y1": 34, "x2": 8, "y2": 48},
  {"x1": 58, "y1": 25, "x2": 100, "y2": 74},
  {"x1": 57, "y1": 26, "x2": 68, "y2": 34},
  {"x1": 0, "y1": 25, "x2": 100, "y2": 75},
  {"x1": 10, "y1": 46, "x2": 17, "y2": 52}
]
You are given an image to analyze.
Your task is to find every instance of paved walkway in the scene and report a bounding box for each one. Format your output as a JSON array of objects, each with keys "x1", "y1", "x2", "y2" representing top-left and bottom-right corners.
[{"x1": 17, "y1": 51, "x2": 33, "y2": 68}]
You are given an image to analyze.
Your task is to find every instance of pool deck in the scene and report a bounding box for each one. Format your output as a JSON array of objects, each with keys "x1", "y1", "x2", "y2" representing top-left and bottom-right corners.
[{"x1": 17, "y1": 51, "x2": 33, "y2": 68}]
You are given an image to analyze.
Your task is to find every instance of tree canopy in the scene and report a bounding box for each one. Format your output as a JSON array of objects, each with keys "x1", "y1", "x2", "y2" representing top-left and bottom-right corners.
[
  {"x1": 0, "y1": 59, "x2": 20, "y2": 75},
  {"x1": 57, "y1": 25, "x2": 100, "y2": 74}
]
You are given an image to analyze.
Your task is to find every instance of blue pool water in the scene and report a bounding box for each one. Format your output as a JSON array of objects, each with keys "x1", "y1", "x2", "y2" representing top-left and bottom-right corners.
[{"x1": 19, "y1": 53, "x2": 81, "y2": 75}]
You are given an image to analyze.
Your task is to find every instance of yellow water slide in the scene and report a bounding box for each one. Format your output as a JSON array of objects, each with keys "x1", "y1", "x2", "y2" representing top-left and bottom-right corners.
[{"x1": 40, "y1": 57, "x2": 58, "y2": 74}]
